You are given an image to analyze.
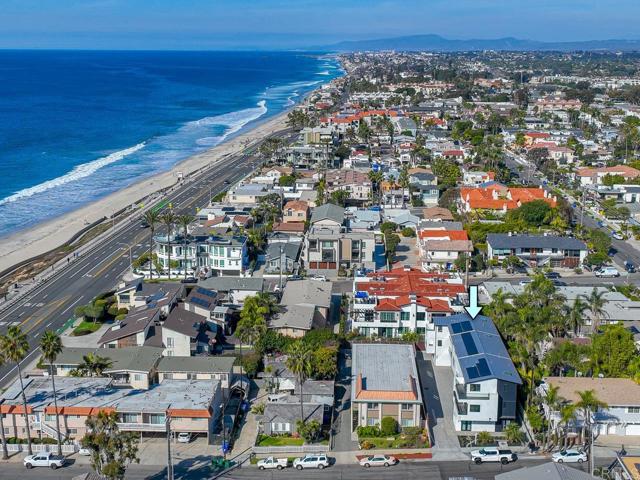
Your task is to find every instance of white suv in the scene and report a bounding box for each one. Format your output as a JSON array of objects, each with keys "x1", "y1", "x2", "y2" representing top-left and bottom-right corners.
[
  {"x1": 470, "y1": 448, "x2": 516, "y2": 465},
  {"x1": 293, "y1": 454, "x2": 330, "y2": 470}
]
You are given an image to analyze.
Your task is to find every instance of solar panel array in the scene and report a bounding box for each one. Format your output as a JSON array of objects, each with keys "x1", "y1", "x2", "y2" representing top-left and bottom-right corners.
[
  {"x1": 190, "y1": 296, "x2": 211, "y2": 308},
  {"x1": 466, "y1": 358, "x2": 492, "y2": 380},
  {"x1": 461, "y1": 332, "x2": 478, "y2": 355},
  {"x1": 451, "y1": 320, "x2": 472, "y2": 334},
  {"x1": 195, "y1": 287, "x2": 216, "y2": 298}
]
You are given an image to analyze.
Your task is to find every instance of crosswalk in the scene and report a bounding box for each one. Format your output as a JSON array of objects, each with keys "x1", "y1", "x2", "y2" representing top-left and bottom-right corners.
[{"x1": 0, "y1": 321, "x2": 22, "y2": 327}]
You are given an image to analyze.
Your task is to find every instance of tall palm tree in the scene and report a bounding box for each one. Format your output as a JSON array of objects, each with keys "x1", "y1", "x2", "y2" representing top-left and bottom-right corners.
[
  {"x1": 542, "y1": 384, "x2": 561, "y2": 449},
  {"x1": 0, "y1": 352, "x2": 8, "y2": 459},
  {"x1": 143, "y1": 209, "x2": 160, "y2": 279},
  {"x1": 177, "y1": 214, "x2": 195, "y2": 279},
  {"x1": 558, "y1": 404, "x2": 577, "y2": 449},
  {"x1": 71, "y1": 353, "x2": 113, "y2": 377},
  {"x1": 576, "y1": 390, "x2": 608, "y2": 444},
  {"x1": 0, "y1": 326, "x2": 33, "y2": 454},
  {"x1": 583, "y1": 289, "x2": 608, "y2": 333},
  {"x1": 255, "y1": 292, "x2": 279, "y2": 319},
  {"x1": 286, "y1": 341, "x2": 313, "y2": 425},
  {"x1": 397, "y1": 165, "x2": 410, "y2": 207},
  {"x1": 566, "y1": 297, "x2": 588, "y2": 336},
  {"x1": 39, "y1": 331, "x2": 63, "y2": 455},
  {"x1": 160, "y1": 210, "x2": 176, "y2": 279}
]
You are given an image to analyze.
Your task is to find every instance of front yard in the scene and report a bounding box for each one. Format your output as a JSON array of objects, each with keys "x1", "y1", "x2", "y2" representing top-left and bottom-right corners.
[
  {"x1": 358, "y1": 426, "x2": 430, "y2": 450},
  {"x1": 256, "y1": 435, "x2": 304, "y2": 447}
]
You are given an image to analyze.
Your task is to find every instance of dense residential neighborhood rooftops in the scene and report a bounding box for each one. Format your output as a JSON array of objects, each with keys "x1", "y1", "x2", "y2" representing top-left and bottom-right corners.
[
  {"x1": 486, "y1": 233, "x2": 587, "y2": 250},
  {"x1": 543, "y1": 377, "x2": 640, "y2": 406}
]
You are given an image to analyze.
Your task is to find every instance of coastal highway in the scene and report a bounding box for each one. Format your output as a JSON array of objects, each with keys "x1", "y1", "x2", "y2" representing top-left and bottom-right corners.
[{"x1": 0, "y1": 128, "x2": 294, "y2": 389}]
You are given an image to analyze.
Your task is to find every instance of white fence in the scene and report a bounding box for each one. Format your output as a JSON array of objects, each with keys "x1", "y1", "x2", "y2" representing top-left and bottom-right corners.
[{"x1": 5, "y1": 444, "x2": 77, "y2": 454}]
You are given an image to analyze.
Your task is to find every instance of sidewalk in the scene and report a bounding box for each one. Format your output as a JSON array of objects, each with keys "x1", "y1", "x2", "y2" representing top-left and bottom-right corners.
[{"x1": 229, "y1": 383, "x2": 263, "y2": 457}]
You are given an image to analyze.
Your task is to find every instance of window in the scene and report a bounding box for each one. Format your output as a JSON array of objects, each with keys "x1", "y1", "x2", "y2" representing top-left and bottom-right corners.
[
  {"x1": 461, "y1": 421, "x2": 473, "y2": 431},
  {"x1": 400, "y1": 311, "x2": 410, "y2": 321},
  {"x1": 401, "y1": 403, "x2": 413, "y2": 411},
  {"x1": 628, "y1": 407, "x2": 640, "y2": 414},
  {"x1": 469, "y1": 384, "x2": 481, "y2": 392},
  {"x1": 121, "y1": 413, "x2": 138, "y2": 423},
  {"x1": 401, "y1": 419, "x2": 414, "y2": 427},
  {"x1": 379, "y1": 312, "x2": 395, "y2": 323},
  {"x1": 437, "y1": 340, "x2": 442, "y2": 347},
  {"x1": 367, "y1": 418, "x2": 378, "y2": 426},
  {"x1": 416, "y1": 327, "x2": 425, "y2": 334},
  {"x1": 164, "y1": 373, "x2": 173, "y2": 380},
  {"x1": 166, "y1": 337, "x2": 174, "y2": 347},
  {"x1": 134, "y1": 374, "x2": 144, "y2": 381},
  {"x1": 470, "y1": 405, "x2": 481, "y2": 413},
  {"x1": 416, "y1": 312, "x2": 426, "y2": 321},
  {"x1": 45, "y1": 414, "x2": 56, "y2": 422},
  {"x1": 367, "y1": 403, "x2": 379, "y2": 409},
  {"x1": 437, "y1": 326, "x2": 443, "y2": 333}
]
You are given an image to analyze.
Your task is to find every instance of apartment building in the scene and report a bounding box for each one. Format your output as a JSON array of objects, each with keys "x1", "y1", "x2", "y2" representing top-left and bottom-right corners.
[
  {"x1": 351, "y1": 267, "x2": 465, "y2": 338},
  {"x1": 351, "y1": 343, "x2": 424, "y2": 433},
  {"x1": 459, "y1": 184, "x2": 557, "y2": 214},
  {"x1": 324, "y1": 170, "x2": 372, "y2": 203},
  {"x1": 427, "y1": 313, "x2": 521, "y2": 432},
  {"x1": 417, "y1": 229, "x2": 473, "y2": 271},
  {"x1": 486, "y1": 233, "x2": 588, "y2": 268}
]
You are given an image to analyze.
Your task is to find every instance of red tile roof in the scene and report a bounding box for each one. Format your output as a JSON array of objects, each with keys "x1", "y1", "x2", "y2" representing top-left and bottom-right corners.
[
  {"x1": 460, "y1": 185, "x2": 556, "y2": 210},
  {"x1": 418, "y1": 230, "x2": 469, "y2": 241},
  {"x1": 354, "y1": 373, "x2": 418, "y2": 401}
]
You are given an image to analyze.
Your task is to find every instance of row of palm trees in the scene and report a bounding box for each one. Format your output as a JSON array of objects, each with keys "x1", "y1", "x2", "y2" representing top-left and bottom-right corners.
[
  {"x1": 142, "y1": 209, "x2": 195, "y2": 280},
  {"x1": 0, "y1": 327, "x2": 111, "y2": 460},
  {"x1": 540, "y1": 385, "x2": 608, "y2": 451}
]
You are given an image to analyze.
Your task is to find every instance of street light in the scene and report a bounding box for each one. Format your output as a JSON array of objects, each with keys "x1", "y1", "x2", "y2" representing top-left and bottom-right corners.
[{"x1": 166, "y1": 413, "x2": 174, "y2": 480}]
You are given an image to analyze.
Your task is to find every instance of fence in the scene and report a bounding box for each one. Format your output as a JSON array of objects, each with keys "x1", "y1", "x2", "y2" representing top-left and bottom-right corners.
[
  {"x1": 252, "y1": 444, "x2": 329, "y2": 455},
  {"x1": 5, "y1": 444, "x2": 77, "y2": 454}
]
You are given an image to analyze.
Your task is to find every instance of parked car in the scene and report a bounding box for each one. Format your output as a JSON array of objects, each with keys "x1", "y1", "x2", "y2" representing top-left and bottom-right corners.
[
  {"x1": 359, "y1": 455, "x2": 398, "y2": 468},
  {"x1": 257, "y1": 457, "x2": 288, "y2": 470},
  {"x1": 78, "y1": 447, "x2": 92, "y2": 456},
  {"x1": 612, "y1": 231, "x2": 624, "y2": 240},
  {"x1": 544, "y1": 271, "x2": 561, "y2": 279},
  {"x1": 552, "y1": 449, "x2": 587, "y2": 463},
  {"x1": 518, "y1": 279, "x2": 532, "y2": 286},
  {"x1": 625, "y1": 261, "x2": 636, "y2": 273},
  {"x1": 595, "y1": 266, "x2": 620, "y2": 278},
  {"x1": 24, "y1": 452, "x2": 66, "y2": 470},
  {"x1": 470, "y1": 448, "x2": 516, "y2": 465},
  {"x1": 293, "y1": 454, "x2": 330, "y2": 470},
  {"x1": 177, "y1": 432, "x2": 192, "y2": 443},
  {"x1": 309, "y1": 275, "x2": 327, "y2": 282}
]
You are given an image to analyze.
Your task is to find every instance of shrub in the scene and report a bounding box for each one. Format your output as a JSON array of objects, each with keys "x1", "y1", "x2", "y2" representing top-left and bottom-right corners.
[
  {"x1": 360, "y1": 440, "x2": 374, "y2": 450},
  {"x1": 380, "y1": 416, "x2": 399, "y2": 436},
  {"x1": 476, "y1": 431, "x2": 493, "y2": 446},
  {"x1": 401, "y1": 227, "x2": 416, "y2": 237},
  {"x1": 240, "y1": 352, "x2": 263, "y2": 378},
  {"x1": 117, "y1": 308, "x2": 129, "y2": 315},
  {"x1": 357, "y1": 425, "x2": 381, "y2": 437},
  {"x1": 296, "y1": 420, "x2": 321, "y2": 443},
  {"x1": 107, "y1": 304, "x2": 119, "y2": 317},
  {"x1": 504, "y1": 423, "x2": 524, "y2": 445}
]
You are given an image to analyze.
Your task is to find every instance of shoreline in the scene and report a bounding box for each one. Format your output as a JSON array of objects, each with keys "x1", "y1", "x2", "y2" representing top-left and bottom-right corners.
[{"x1": 0, "y1": 110, "x2": 290, "y2": 273}]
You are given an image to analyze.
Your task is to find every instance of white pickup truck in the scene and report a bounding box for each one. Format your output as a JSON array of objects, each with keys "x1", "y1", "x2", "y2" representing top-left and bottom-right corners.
[
  {"x1": 470, "y1": 448, "x2": 517, "y2": 465},
  {"x1": 257, "y1": 456, "x2": 288, "y2": 470},
  {"x1": 24, "y1": 451, "x2": 66, "y2": 469}
]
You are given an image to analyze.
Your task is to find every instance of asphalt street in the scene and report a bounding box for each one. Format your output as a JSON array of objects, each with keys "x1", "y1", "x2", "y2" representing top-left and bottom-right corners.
[
  {"x1": 0, "y1": 457, "x2": 614, "y2": 480},
  {"x1": 0, "y1": 129, "x2": 293, "y2": 389}
]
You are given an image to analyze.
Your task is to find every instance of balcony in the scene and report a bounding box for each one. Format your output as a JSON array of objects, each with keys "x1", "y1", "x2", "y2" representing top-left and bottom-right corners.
[
  {"x1": 117, "y1": 422, "x2": 166, "y2": 432},
  {"x1": 455, "y1": 383, "x2": 491, "y2": 401},
  {"x1": 455, "y1": 401, "x2": 468, "y2": 416}
]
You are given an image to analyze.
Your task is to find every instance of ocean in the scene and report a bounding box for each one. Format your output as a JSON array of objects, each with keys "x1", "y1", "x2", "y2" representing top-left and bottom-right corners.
[{"x1": 0, "y1": 50, "x2": 341, "y2": 237}]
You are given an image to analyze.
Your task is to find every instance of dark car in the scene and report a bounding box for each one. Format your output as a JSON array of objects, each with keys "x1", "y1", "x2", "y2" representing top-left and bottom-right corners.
[
  {"x1": 625, "y1": 261, "x2": 636, "y2": 273},
  {"x1": 544, "y1": 271, "x2": 561, "y2": 279}
]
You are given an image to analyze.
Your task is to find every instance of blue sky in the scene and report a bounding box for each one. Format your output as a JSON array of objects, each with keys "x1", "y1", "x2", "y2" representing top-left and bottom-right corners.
[{"x1": 1, "y1": 0, "x2": 639, "y2": 49}]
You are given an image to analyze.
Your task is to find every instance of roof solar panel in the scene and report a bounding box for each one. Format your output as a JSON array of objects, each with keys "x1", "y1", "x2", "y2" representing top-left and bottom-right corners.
[
  {"x1": 476, "y1": 358, "x2": 491, "y2": 377},
  {"x1": 466, "y1": 366, "x2": 479, "y2": 379},
  {"x1": 195, "y1": 287, "x2": 216, "y2": 298},
  {"x1": 190, "y1": 296, "x2": 211, "y2": 308},
  {"x1": 451, "y1": 322, "x2": 463, "y2": 334},
  {"x1": 460, "y1": 321, "x2": 472, "y2": 332},
  {"x1": 461, "y1": 332, "x2": 478, "y2": 356}
]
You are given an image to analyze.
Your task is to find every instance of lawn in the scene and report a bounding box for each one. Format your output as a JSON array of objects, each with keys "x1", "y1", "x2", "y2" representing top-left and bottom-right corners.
[
  {"x1": 256, "y1": 435, "x2": 304, "y2": 447},
  {"x1": 359, "y1": 435, "x2": 430, "y2": 450},
  {"x1": 71, "y1": 320, "x2": 102, "y2": 336}
]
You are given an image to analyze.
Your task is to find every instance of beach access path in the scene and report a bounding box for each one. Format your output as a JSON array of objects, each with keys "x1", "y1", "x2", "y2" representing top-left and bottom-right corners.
[{"x1": 0, "y1": 113, "x2": 294, "y2": 390}]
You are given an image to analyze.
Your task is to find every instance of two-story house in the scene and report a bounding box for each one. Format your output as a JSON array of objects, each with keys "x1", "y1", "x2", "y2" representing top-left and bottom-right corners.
[
  {"x1": 427, "y1": 313, "x2": 521, "y2": 432},
  {"x1": 162, "y1": 306, "x2": 217, "y2": 357},
  {"x1": 282, "y1": 200, "x2": 310, "y2": 224},
  {"x1": 486, "y1": 233, "x2": 588, "y2": 268},
  {"x1": 351, "y1": 343, "x2": 424, "y2": 434},
  {"x1": 417, "y1": 229, "x2": 473, "y2": 271}
]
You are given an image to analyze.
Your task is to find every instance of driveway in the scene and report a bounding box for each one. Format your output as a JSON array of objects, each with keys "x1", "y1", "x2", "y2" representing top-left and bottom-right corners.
[
  {"x1": 416, "y1": 353, "x2": 467, "y2": 460},
  {"x1": 331, "y1": 349, "x2": 359, "y2": 452},
  {"x1": 394, "y1": 236, "x2": 420, "y2": 266}
]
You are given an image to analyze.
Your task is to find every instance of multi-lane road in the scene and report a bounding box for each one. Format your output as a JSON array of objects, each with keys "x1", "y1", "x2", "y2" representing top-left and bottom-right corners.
[{"x1": 0, "y1": 129, "x2": 291, "y2": 389}]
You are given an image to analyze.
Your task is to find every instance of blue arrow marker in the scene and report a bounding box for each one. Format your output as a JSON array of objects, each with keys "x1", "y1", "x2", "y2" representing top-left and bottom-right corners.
[{"x1": 464, "y1": 285, "x2": 482, "y2": 319}]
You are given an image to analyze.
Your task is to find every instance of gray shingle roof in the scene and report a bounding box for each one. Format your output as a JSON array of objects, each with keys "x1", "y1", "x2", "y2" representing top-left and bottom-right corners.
[
  {"x1": 156, "y1": 356, "x2": 235, "y2": 374},
  {"x1": 270, "y1": 304, "x2": 315, "y2": 331},
  {"x1": 434, "y1": 313, "x2": 521, "y2": 385},
  {"x1": 495, "y1": 462, "x2": 597, "y2": 480},
  {"x1": 280, "y1": 280, "x2": 332, "y2": 309},
  {"x1": 486, "y1": 234, "x2": 587, "y2": 251},
  {"x1": 53, "y1": 347, "x2": 163, "y2": 373},
  {"x1": 262, "y1": 402, "x2": 324, "y2": 425},
  {"x1": 310, "y1": 203, "x2": 345, "y2": 225},
  {"x1": 198, "y1": 276, "x2": 264, "y2": 292}
]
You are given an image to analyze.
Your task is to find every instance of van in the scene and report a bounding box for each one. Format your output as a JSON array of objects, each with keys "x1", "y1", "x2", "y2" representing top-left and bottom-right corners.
[{"x1": 595, "y1": 267, "x2": 619, "y2": 278}]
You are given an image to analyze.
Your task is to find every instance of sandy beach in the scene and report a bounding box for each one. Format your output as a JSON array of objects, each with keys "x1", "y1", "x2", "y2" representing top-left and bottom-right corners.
[{"x1": 0, "y1": 111, "x2": 290, "y2": 273}]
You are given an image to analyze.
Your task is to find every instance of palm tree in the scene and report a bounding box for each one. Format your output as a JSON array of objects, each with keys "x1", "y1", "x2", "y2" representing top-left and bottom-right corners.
[
  {"x1": 0, "y1": 326, "x2": 33, "y2": 454},
  {"x1": 143, "y1": 210, "x2": 160, "y2": 279},
  {"x1": 286, "y1": 341, "x2": 313, "y2": 424},
  {"x1": 39, "y1": 331, "x2": 63, "y2": 455},
  {"x1": 160, "y1": 210, "x2": 176, "y2": 279},
  {"x1": 177, "y1": 214, "x2": 195, "y2": 279},
  {"x1": 72, "y1": 353, "x2": 113, "y2": 377},
  {"x1": 558, "y1": 404, "x2": 577, "y2": 449},
  {"x1": 542, "y1": 384, "x2": 561, "y2": 449},
  {"x1": 397, "y1": 165, "x2": 410, "y2": 207},
  {"x1": 566, "y1": 297, "x2": 588, "y2": 336},
  {"x1": 255, "y1": 292, "x2": 279, "y2": 319},
  {"x1": 576, "y1": 390, "x2": 608, "y2": 444},
  {"x1": 0, "y1": 353, "x2": 8, "y2": 459},
  {"x1": 583, "y1": 289, "x2": 608, "y2": 333}
]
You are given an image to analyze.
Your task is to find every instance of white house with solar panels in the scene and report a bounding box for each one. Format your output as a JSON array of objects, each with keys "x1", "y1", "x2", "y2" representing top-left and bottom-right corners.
[{"x1": 426, "y1": 313, "x2": 521, "y2": 432}]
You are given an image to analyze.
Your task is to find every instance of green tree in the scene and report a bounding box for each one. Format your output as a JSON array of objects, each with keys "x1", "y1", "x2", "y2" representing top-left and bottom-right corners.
[
  {"x1": 142, "y1": 209, "x2": 160, "y2": 279},
  {"x1": 575, "y1": 390, "x2": 608, "y2": 443},
  {"x1": 71, "y1": 353, "x2": 113, "y2": 377},
  {"x1": 0, "y1": 327, "x2": 33, "y2": 454},
  {"x1": 296, "y1": 420, "x2": 321, "y2": 443},
  {"x1": 584, "y1": 289, "x2": 607, "y2": 333},
  {"x1": 476, "y1": 431, "x2": 493, "y2": 446},
  {"x1": 81, "y1": 411, "x2": 140, "y2": 480},
  {"x1": 286, "y1": 341, "x2": 313, "y2": 424},
  {"x1": 602, "y1": 174, "x2": 625, "y2": 187},
  {"x1": 40, "y1": 331, "x2": 63, "y2": 456},
  {"x1": 587, "y1": 229, "x2": 611, "y2": 255},
  {"x1": 504, "y1": 422, "x2": 524, "y2": 445},
  {"x1": 328, "y1": 189, "x2": 350, "y2": 207},
  {"x1": 160, "y1": 210, "x2": 176, "y2": 279},
  {"x1": 507, "y1": 200, "x2": 553, "y2": 226},
  {"x1": 311, "y1": 346, "x2": 338, "y2": 379},
  {"x1": 566, "y1": 297, "x2": 588, "y2": 336},
  {"x1": 0, "y1": 352, "x2": 8, "y2": 459},
  {"x1": 590, "y1": 323, "x2": 637, "y2": 377}
]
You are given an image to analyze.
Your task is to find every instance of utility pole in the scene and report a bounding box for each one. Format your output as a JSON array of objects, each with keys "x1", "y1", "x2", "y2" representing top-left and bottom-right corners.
[
  {"x1": 166, "y1": 413, "x2": 174, "y2": 480},
  {"x1": 278, "y1": 244, "x2": 283, "y2": 292}
]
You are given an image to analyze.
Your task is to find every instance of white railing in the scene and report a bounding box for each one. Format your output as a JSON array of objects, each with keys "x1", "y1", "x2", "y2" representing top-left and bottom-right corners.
[
  {"x1": 116, "y1": 422, "x2": 166, "y2": 432},
  {"x1": 6, "y1": 444, "x2": 77, "y2": 453},
  {"x1": 253, "y1": 445, "x2": 329, "y2": 454}
]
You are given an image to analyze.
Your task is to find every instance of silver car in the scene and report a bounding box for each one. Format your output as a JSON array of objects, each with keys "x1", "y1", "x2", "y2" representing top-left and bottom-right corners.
[{"x1": 359, "y1": 455, "x2": 398, "y2": 468}]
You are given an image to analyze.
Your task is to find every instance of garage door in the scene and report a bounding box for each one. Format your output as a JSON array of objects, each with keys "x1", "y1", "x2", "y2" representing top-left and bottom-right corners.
[{"x1": 625, "y1": 424, "x2": 640, "y2": 435}]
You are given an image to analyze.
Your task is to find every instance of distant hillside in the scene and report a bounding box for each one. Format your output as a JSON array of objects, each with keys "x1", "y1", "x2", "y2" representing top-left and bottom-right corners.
[{"x1": 316, "y1": 34, "x2": 640, "y2": 52}]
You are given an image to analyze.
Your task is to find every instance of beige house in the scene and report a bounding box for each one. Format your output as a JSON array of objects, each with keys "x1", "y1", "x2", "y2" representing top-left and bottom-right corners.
[
  {"x1": 270, "y1": 280, "x2": 332, "y2": 338},
  {"x1": 351, "y1": 344, "x2": 424, "y2": 433},
  {"x1": 282, "y1": 200, "x2": 310, "y2": 223}
]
